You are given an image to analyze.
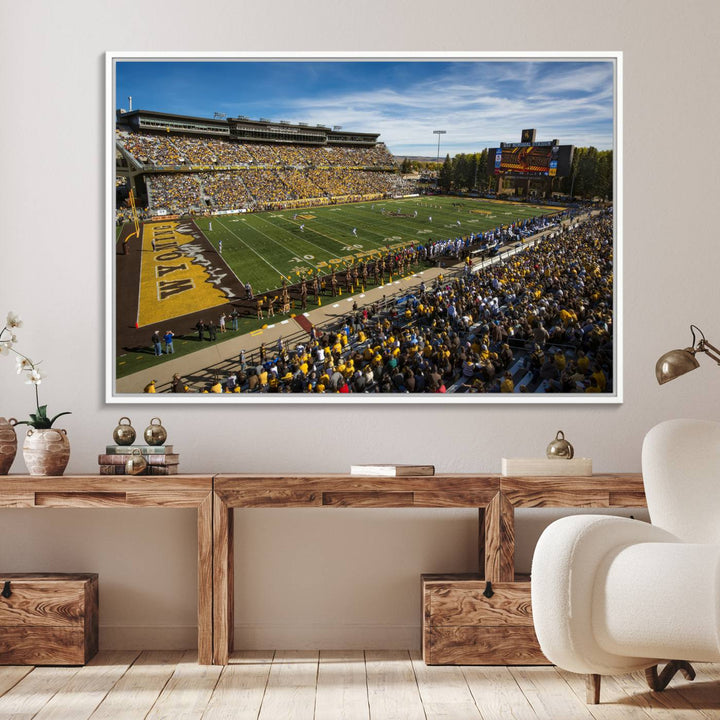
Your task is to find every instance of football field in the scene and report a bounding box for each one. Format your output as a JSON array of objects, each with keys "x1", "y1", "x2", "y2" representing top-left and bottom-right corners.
[
  {"x1": 115, "y1": 195, "x2": 566, "y2": 378},
  {"x1": 194, "y1": 196, "x2": 561, "y2": 295}
]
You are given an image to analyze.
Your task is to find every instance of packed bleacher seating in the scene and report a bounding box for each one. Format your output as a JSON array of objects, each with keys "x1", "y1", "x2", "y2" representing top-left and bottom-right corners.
[
  {"x1": 239, "y1": 168, "x2": 294, "y2": 205},
  {"x1": 277, "y1": 169, "x2": 325, "y2": 200},
  {"x1": 244, "y1": 143, "x2": 281, "y2": 165},
  {"x1": 182, "y1": 211, "x2": 613, "y2": 395},
  {"x1": 117, "y1": 130, "x2": 254, "y2": 167},
  {"x1": 117, "y1": 131, "x2": 395, "y2": 170},
  {"x1": 146, "y1": 173, "x2": 204, "y2": 212},
  {"x1": 116, "y1": 129, "x2": 408, "y2": 219},
  {"x1": 196, "y1": 171, "x2": 251, "y2": 210},
  {"x1": 118, "y1": 131, "x2": 183, "y2": 166},
  {"x1": 304, "y1": 169, "x2": 413, "y2": 198}
]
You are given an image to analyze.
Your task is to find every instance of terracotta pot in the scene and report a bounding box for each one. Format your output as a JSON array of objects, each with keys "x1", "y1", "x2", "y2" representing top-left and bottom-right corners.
[
  {"x1": 0, "y1": 417, "x2": 18, "y2": 475},
  {"x1": 22, "y1": 428, "x2": 70, "y2": 476}
]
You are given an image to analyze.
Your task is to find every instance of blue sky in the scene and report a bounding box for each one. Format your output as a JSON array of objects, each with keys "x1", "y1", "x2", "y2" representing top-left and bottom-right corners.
[{"x1": 115, "y1": 59, "x2": 615, "y2": 157}]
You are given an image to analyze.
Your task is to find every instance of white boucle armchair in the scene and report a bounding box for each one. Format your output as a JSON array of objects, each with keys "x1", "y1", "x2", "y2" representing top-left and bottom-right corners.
[{"x1": 531, "y1": 418, "x2": 720, "y2": 704}]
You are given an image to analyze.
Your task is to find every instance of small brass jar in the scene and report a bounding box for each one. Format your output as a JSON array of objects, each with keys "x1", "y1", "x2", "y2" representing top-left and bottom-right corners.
[
  {"x1": 144, "y1": 417, "x2": 167, "y2": 446},
  {"x1": 125, "y1": 449, "x2": 147, "y2": 475},
  {"x1": 112, "y1": 417, "x2": 136, "y2": 446},
  {"x1": 546, "y1": 430, "x2": 574, "y2": 459}
]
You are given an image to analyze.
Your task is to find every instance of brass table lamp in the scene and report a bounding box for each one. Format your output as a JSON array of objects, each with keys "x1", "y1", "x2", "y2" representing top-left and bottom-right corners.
[{"x1": 656, "y1": 325, "x2": 720, "y2": 384}]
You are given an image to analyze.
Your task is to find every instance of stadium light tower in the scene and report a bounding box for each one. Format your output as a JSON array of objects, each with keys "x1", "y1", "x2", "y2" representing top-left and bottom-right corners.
[{"x1": 433, "y1": 129, "x2": 447, "y2": 165}]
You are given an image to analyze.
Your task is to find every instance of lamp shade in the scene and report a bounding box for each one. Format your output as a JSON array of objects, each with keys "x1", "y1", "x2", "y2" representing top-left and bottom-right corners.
[{"x1": 655, "y1": 348, "x2": 700, "y2": 385}]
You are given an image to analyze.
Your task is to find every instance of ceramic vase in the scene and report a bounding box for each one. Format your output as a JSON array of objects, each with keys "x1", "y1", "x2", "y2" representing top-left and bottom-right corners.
[
  {"x1": 22, "y1": 428, "x2": 70, "y2": 476},
  {"x1": 0, "y1": 417, "x2": 18, "y2": 475}
]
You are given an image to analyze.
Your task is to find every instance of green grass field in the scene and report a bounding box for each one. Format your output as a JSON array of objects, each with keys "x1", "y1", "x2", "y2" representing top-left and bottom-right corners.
[
  {"x1": 116, "y1": 196, "x2": 563, "y2": 380},
  {"x1": 194, "y1": 196, "x2": 561, "y2": 294}
]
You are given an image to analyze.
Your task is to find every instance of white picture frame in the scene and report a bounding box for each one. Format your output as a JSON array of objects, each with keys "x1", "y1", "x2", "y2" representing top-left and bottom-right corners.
[{"x1": 106, "y1": 51, "x2": 622, "y2": 404}]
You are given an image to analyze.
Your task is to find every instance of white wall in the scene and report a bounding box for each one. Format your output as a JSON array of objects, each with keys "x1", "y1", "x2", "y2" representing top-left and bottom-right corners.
[{"x1": 1, "y1": 0, "x2": 719, "y2": 650}]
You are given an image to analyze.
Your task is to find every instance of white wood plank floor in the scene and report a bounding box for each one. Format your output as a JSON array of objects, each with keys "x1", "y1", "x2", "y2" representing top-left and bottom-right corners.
[{"x1": 0, "y1": 651, "x2": 717, "y2": 720}]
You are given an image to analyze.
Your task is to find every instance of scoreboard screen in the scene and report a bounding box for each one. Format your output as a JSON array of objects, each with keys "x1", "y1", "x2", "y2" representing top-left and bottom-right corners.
[{"x1": 489, "y1": 144, "x2": 573, "y2": 177}]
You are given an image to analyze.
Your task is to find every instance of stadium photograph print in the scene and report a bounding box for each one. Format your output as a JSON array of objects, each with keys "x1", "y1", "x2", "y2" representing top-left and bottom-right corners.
[{"x1": 107, "y1": 52, "x2": 621, "y2": 404}]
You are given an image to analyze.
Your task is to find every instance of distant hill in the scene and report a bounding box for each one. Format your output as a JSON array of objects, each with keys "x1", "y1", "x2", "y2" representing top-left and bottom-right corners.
[{"x1": 393, "y1": 155, "x2": 440, "y2": 163}]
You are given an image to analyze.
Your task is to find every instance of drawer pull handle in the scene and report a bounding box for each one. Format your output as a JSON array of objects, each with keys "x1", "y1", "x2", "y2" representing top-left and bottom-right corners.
[
  {"x1": 1, "y1": 581, "x2": 10, "y2": 599},
  {"x1": 483, "y1": 581, "x2": 494, "y2": 599}
]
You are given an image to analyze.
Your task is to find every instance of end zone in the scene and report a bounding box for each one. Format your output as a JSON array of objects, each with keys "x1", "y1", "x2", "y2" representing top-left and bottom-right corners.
[{"x1": 136, "y1": 220, "x2": 244, "y2": 327}]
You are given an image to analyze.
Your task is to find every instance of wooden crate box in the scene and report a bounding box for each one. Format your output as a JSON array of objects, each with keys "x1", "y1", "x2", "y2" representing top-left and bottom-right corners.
[
  {"x1": 0, "y1": 573, "x2": 98, "y2": 665},
  {"x1": 422, "y1": 573, "x2": 548, "y2": 665}
]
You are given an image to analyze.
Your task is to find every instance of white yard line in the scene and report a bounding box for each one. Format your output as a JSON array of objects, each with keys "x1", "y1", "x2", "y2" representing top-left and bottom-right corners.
[
  {"x1": 248, "y1": 214, "x2": 321, "y2": 270},
  {"x1": 283, "y1": 216, "x2": 350, "y2": 250},
  {"x1": 202, "y1": 224, "x2": 245, "y2": 286},
  {"x1": 214, "y1": 216, "x2": 291, "y2": 280},
  {"x1": 253, "y1": 214, "x2": 333, "y2": 264}
]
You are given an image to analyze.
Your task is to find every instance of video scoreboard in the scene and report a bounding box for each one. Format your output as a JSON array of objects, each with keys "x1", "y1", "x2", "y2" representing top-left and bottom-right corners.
[{"x1": 489, "y1": 131, "x2": 574, "y2": 178}]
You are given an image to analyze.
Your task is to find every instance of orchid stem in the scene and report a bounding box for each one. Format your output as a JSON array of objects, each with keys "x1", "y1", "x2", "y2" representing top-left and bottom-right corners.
[{"x1": 2, "y1": 321, "x2": 42, "y2": 412}]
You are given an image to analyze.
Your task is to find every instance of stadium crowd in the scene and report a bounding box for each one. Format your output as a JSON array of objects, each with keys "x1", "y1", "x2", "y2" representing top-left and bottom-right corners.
[
  {"x1": 187, "y1": 211, "x2": 613, "y2": 394},
  {"x1": 239, "y1": 168, "x2": 295, "y2": 204},
  {"x1": 306, "y1": 169, "x2": 412, "y2": 198},
  {"x1": 146, "y1": 174, "x2": 204, "y2": 213},
  {"x1": 196, "y1": 171, "x2": 251, "y2": 209},
  {"x1": 277, "y1": 169, "x2": 325, "y2": 199},
  {"x1": 127, "y1": 167, "x2": 416, "y2": 216},
  {"x1": 116, "y1": 129, "x2": 412, "y2": 218},
  {"x1": 116, "y1": 130, "x2": 395, "y2": 170}
]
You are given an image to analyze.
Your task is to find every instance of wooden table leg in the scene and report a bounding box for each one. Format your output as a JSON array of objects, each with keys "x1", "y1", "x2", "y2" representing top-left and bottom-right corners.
[
  {"x1": 197, "y1": 493, "x2": 213, "y2": 665},
  {"x1": 484, "y1": 492, "x2": 515, "y2": 582},
  {"x1": 213, "y1": 492, "x2": 234, "y2": 665},
  {"x1": 478, "y1": 507, "x2": 486, "y2": 577}
]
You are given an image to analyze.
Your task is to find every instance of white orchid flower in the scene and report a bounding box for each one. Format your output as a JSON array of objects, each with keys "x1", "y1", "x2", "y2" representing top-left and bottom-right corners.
[
  {"x1": 16, "y1": 356, "x2": 33, "y2": 373},
  {"x1": 6, "y1": 312, "x2": 23, "y2": 329},
  {"x1": 25, "y1": 368, "x2": 46, "y2": 385},
  {"x1": 3, "y1": 310, "x2": 71, "y2": 429}
]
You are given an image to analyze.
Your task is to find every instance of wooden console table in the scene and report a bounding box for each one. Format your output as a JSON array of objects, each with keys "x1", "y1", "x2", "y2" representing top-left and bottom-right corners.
[
  {"x1": 212, "y1": 473, "x2": 646, "y2": 665},
  {"x1": 0, "y1": 473, "x2": 647, "y2": 666},
  {"x1": 0, "y1": 475, "x2": 214, "y2": 665}
]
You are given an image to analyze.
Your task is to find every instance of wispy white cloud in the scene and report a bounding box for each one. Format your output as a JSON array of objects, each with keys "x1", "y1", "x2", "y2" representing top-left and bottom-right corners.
[
  {"x1": 263, "y1": 61, "x2": 615, "y2": 155},
  {"x1": 129, "y1": 60, "x2": 616, "y2": 157},
  {"x1": 530, "y1": 63, "x2": 613, "y2": 97}
]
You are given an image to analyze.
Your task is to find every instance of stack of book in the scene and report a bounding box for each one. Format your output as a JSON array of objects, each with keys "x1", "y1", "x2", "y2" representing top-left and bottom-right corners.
[
  {"x1": 349, "y1": 464, "x2": 435, "y2": 477},
  {"x1": 98, "y1": 445, "x2": 180, "y2": 475},
  {"x1": 501, "y1": 457, "x2": 592, "y2": 476}
]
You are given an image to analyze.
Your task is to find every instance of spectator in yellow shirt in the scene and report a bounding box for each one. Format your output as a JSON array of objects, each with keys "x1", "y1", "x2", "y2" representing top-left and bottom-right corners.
[{"x1": 500, "y1": 372, "x2": 515, "y2": 393}]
